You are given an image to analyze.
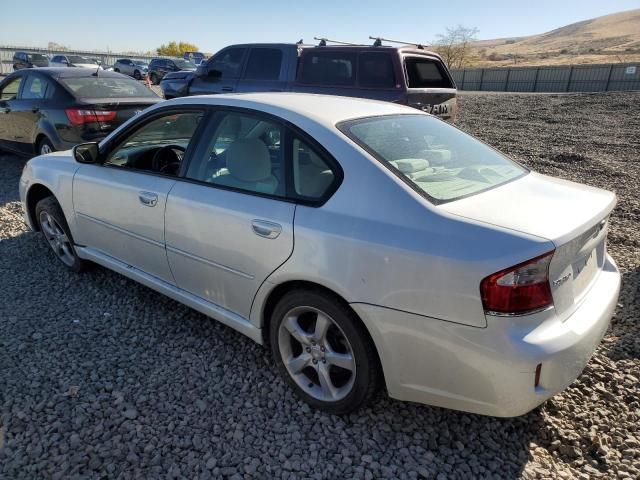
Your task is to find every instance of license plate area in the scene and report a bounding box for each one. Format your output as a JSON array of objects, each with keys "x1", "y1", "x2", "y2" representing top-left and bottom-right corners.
[{"x1": 572, "y1": 248, "x2": 598, "y2": 299}]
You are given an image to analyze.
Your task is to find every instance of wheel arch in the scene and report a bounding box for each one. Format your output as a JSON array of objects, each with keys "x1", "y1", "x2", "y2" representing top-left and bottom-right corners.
[
  {"x1": 258, "y1": 279, "x2": 385, "y2": 385},
  {"x1": 26, "y1": 183, "x2": 56, "y2": 231}
]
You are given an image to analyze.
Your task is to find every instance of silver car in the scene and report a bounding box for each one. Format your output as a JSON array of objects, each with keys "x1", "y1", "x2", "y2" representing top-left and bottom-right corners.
[
  {"x1": 113, "y1": 58, "x2": 149, "y2": 80},
  {"x1": 19, "y1": 93, "x2": 621, "y2": 416}
]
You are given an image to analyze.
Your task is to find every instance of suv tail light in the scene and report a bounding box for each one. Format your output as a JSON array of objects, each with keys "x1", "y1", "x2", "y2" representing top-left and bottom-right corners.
[
  {"x1": 480, "y1": 251, "x2": 555, "y2": 315},
  {"x1": 66, "y1": 109, "x2": 116, "y2": 125}
]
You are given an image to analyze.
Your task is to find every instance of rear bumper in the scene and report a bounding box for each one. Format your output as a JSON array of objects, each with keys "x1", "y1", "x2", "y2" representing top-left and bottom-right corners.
[{"x1": 351, "y1": 254, "x2": 620, "y2": 417}]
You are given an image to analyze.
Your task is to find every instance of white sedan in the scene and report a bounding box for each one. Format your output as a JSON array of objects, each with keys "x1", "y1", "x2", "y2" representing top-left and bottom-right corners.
[{"x1": 19, "y1": 93, "x2": 621, "y2": 416}]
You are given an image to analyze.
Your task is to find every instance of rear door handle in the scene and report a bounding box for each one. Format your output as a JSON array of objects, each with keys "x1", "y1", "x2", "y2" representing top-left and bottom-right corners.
[
  {"x1": 251, "y1": 220, "x2": 282, "y2": 239},
  {"x1": 221, "y1": 86, "x2": 234, "y2": 92},
  {"x1": 138, "y1": 191, "x2": 158, "y2": 207}
]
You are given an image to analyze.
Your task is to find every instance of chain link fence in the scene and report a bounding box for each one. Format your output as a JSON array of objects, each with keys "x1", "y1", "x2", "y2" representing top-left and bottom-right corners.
[
  {"x1": 0, "y1": 45, "x2": 156, "y2": 74},
  {"x1": 451, "y1": 63, "x2": 640, "y2": 92}
]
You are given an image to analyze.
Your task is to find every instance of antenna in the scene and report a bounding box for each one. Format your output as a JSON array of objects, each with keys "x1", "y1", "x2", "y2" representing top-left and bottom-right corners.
[
  {"x1": 313, "y1": 37, "x2": 362, "y2": 47},
  {"x1": 369, "y1": 36, "x2": 427, "y2": 49}
]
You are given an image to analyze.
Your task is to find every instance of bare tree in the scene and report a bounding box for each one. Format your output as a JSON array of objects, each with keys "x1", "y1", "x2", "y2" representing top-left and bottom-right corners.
[{"x1": 434, "y1": 25, "x2": 479, "y2": 69}]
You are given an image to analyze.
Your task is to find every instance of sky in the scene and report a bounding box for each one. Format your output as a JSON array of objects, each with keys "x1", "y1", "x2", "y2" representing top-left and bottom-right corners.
[{"x1": 1, "y1": 0, "x2": 638, "y2": 54}]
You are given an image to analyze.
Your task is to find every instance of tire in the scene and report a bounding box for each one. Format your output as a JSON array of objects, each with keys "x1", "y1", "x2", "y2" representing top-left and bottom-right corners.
[
  {"x1": 269, "y1": 289, "x2": 380, "y2": 414},
  {"x1": 114, "y1": 68, "x2": 120, "y2": 73},
  {"x1": 133, "y1": 70, "x2": 141, "y2": 80},
  {"x1": 37, "y1": 137, "x2": 54, "y2": 156},
  {"x1": 35, "y1": 196, "x2": 87, "y2": 273},
  {"x1": 150, "y1": 73, "x2": 158, "y2": 85}
]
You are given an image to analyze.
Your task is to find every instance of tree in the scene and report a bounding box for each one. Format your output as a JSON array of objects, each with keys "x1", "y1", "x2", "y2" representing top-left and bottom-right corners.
[
  {"x1": 156, "y1": 41, "x2": 200, "y2": 57},
  {"x1": 433, "y1": 25, "x2": 479, "y2": 69}
]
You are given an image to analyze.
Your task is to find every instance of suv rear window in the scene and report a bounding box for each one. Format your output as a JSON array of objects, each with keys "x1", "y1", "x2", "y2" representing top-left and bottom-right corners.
[
  {"x1": 300, "y1": 52, "x2": 356, "y2": 86},
  {"x1": 404, "y1": 57, "x2": 452, "y2": 88},
  {"x1": 358, "y1": 52, "x2": 395, "y2": 88}
]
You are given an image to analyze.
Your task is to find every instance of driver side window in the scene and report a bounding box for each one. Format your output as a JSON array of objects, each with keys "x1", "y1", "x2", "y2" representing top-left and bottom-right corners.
[{"x1": 105, "y1": 110, "x2": 204, "y2": 176}]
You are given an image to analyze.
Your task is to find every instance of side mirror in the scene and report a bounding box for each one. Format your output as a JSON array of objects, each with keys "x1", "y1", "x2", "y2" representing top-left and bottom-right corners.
[{"x1": 73, "y1": 142, "x2": 100, "y2": 164}]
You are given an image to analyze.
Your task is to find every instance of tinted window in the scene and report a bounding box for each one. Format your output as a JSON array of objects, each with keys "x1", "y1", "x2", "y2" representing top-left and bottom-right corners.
[
  {"x1": 300, "y1": 52, "x2": 356, "y2": 86},
  {"x1": 21, "y1": 75, "x2": 49, "y2": 99},
  {"x1": 404, "y1": 57, "x2": 452, "y2": 88},
  {"x1": 208, "y1": 48, "x2": 246, "y2": 79},
  {"x1": 244, "y1": 48, "x2": 282, "y2": 80},
  {"x1": 106, "y1": 111, "x2": 204, "y2": 175},
  {"x1": 339, "y1": 114, "x2": 526, "y2": 203},
  {"x1": 51, "y1": 56, "x2": 62, "y2": 63},
  {"x1": 358, "y1": 52, "x2": 395, "y2": 88},
  {"x1": 59, "y1": 77, "x2": 158, "y2": 99},
  {"x1": 187, "y1": 111, "x2": 284, "y2": 197},
  {"x1": 0, "y1": 77, "x2": 23, "y2": 100},
  {"x1": 292, "y1": 136, "x2": 335, "y2": 199},
  {"x1": 174, "y1": 59, "x2": 195, "y2": 69}
]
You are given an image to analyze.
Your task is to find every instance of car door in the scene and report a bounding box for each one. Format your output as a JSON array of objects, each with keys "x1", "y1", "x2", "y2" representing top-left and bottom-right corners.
[
  {"x1": 235, "y1": 47, "x2": 288, "y2": 93},
  {"x1": 188, "y1": 47, "x2": 246, "y2": 95},
  {"x1": 0, "y1": 74, "x2": 25, "y2": 152},
  {"x1": 165, "y1": 108, "x2": 295, "y2": 318},
  {"x1": 72, "y1": 107, "x2": 207, "y2": 283},
  {"x1": 11, "y1": 73, "x2": 50, "y2": 154}
]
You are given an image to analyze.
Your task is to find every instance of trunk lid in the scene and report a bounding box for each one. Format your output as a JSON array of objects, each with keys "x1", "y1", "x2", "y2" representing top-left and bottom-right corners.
[
  {"x1": 80, "y1": 99, "x2": 159, "y2": 133},
  {"x1": 405, "y1": 89, "x2": 457, "y2": 121},
  {"x1": 440, "y1": 172, "x2": 616, "y2": 321}
]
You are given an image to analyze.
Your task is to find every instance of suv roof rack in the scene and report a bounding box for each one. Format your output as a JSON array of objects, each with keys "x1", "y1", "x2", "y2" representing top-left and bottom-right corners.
[
  {"x1": 369, "y1": 36, "x2": 427, "y2": 50},
  {"x1": 313, "y1": 37, "x2": 365, "y2": 47}
]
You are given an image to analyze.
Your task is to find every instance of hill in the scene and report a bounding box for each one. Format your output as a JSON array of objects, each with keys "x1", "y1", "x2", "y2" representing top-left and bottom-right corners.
[{"x1": 471, "y1": 9, "x2": 640, "y2": 67}]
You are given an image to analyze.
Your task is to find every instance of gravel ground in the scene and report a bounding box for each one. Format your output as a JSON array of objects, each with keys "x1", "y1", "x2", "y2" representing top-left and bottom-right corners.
[{"x1": 0, "y1": 92, "x2": 639, "y2": 479}]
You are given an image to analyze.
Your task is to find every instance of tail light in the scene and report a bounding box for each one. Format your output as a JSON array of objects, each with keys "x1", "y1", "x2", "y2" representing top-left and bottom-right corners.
[
  {"x1": 66, "y1": 109, "x2": 116, "y2": 125},
  {"x1": 480, "y1": 251, "x2": 555, "y2": 315}
]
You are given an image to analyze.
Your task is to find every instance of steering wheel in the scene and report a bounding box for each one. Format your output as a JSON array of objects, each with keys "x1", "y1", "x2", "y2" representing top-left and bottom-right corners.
[{"x1": 151, "y1": 145, "x2": 186, "y2": 174}]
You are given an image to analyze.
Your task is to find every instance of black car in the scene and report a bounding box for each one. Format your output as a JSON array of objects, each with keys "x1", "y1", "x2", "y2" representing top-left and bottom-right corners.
[
  {"x1": 13, "y1": 52, "x2": 50, "y2": 70},
  {"x1": 148, "y1": 58, "x2": 196, "y2": 85},
  {"x1": 0, "y1": 68, "x2": 161, "y2": 156}
]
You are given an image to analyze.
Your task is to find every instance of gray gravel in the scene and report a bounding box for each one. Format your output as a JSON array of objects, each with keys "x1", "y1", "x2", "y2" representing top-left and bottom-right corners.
[{"x1": 1, "y1": 91, "x2": 639, "y2": 479}]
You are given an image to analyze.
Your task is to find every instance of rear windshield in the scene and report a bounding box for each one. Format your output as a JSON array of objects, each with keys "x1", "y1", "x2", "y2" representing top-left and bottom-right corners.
[
  {"x1": 68, "y1": 55, "x2": 96, "y2": 64},
  {"x1": 299, "y1": 51, "x2": 396, "y2": 88},
  {"x1": 338, "y1": 114, "x2": 526, "y2": 203},
  {"x1": 59, "y1": 77, "x2": 158, "y2": 99},
  {"x1": 27, "y1": 54, "x2": 48, "y2": 63},
  {"x1": 404, "y1": 56, "x2": 452, "y2": 88}
]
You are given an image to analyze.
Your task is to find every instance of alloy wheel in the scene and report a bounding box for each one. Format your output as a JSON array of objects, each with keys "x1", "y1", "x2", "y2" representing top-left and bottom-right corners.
[
  {"x1": 278, "y1": 306, "x2": 356, "y2": 402},
  {"x1": 39, "y1": 211, "x2": 75, "y2": 266},
  {"x1": 40, "y1": 143, "x2": 52, "y2": 155}
]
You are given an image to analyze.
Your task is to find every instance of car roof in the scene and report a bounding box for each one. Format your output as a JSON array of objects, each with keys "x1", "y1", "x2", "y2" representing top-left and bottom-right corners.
[
  {"x1": 221, "y1": 42, "x2": 443, "y2": 59},
  {"x1": 5, "y1": 68, "x2": 134, "y2": 82},
  {"x1": 162, "y1": 92, "x2": 417, "y2": 127}
]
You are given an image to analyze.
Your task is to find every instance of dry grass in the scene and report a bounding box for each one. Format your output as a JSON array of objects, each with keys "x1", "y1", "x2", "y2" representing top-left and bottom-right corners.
[{"x1": 471, "y1": 9, "x2": 640, "y2": 67}]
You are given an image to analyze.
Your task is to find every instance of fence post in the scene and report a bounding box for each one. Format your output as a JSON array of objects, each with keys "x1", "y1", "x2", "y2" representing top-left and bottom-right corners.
[
  {"x1": 566, "y1": 65, "x2": 574, "y2": 92},
  {"x1": 605, "y1": 63, "x2": 614, "y2": 91},
  {"x1": 504, "y1": 68, "x2": 511, "y2": 92},
  {"x1": 532, "y1": 67, "x2": 540, "y2": 92},
  {"x1": 461, "y1": 69, "x2": 467, "y2": 90},
  {"x1": 479, "y1": 68, "x2": 485, "y2": 91}
]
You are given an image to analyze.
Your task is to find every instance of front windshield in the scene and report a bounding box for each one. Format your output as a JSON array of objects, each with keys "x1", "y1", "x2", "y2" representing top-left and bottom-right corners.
[
  {"x1": 68, "y1": 55, "x2": 94, "y2": 64},
  {"x1": 174, "y1": 59, "x2": 196, "y2": 69},
  {"x1": 28, "y1": 54, "x2": 48, "y2": 62},
  {"x1": 339, "y1": 114, "x2": 527, "y2": 203}
]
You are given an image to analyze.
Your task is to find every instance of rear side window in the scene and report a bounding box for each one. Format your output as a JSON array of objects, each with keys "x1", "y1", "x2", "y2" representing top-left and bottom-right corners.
[
  {"x1": 292, "y1": 136, "x2": 336, "y2": 199},
  {"x1": 244, "y1": 48, "x2": 282, "y2": 80},
  {"x1": 208, "y1": 48, "x2": 246, "y2": 79},
  {"x1": 358, "y1": 52, "x2": 395, "y2": 88},
  {"x1": 300, "y1": 52, "x2": 356, "y2": 86},
  {"x1": 404, "y1": 57, "x2": 452, "y2": 88},
  {"x1": 21, "y1": 75, "x2": 48, "y2": 99}
]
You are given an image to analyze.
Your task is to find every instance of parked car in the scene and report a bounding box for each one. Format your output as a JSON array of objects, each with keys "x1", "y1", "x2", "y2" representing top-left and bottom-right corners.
[
  {"x1": 0, "y1": 68, "x2": 161, "y2": 156},
  {"x1": 183, "y1": 51, "x2": 206, "y2": 65},
  {"x1": 19, "y1": 93, "x2": 620, "y2": 416},
  {"x1": 148, "y1": 58, "x2": 196, "y2": 85},
  {"x1": 50, "y1": 55, "x2": 102, "y2": 69},
  {"x1": 161, "y1": 42, "x2": 457, "y2": 121},
  {"x1": 114, "y1": 58, "x2": 149, "y2": 80},
  {"x1": 13, "y1": 52, "x2": 50, "y2": 70}
]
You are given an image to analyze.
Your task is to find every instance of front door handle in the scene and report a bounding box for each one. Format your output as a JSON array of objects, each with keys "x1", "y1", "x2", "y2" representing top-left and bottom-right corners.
[
  {"x1": 221, "y1": 86, "x2": 234, "y2": 92},
  {"x1": 251, "y1": 220, "x2": 282, "y2": 239},
  {"x1": 138, "y1": 191, "x2": 158, "y2": 207}
]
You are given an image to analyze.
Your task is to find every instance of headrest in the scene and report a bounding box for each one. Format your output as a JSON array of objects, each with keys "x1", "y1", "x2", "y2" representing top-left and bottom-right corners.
[
  {"x1": 392, "y1": 158, "x2": 430, "y2": 174},
  {"x1": 225, "y1": 139, "x2": 271, "y2": 182},
  {"x1": 420, "y1": 149, "x2": 451, "y2": 165}
]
